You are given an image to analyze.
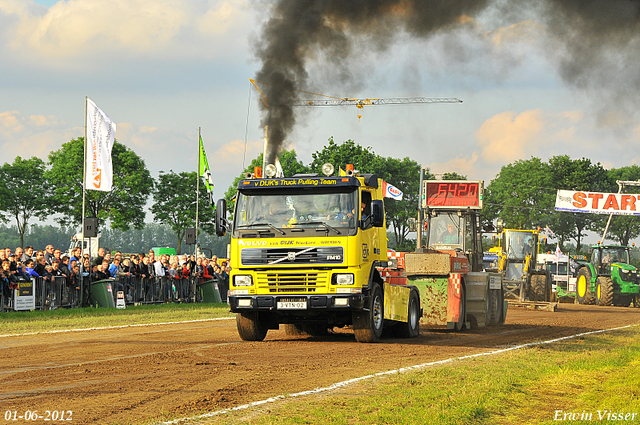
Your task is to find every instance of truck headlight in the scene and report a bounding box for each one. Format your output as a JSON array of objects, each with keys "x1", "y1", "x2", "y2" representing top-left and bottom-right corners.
[
  {"x1": 234, "y1": 275, "x2": 253, "y2": 287},
  {"x1": 333, "y1": 273, "x2": 354, "y2": 285}
]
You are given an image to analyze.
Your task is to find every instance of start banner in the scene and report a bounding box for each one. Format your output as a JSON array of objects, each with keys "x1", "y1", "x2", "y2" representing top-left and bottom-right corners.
[{"x1": 555, "y1": 189, "x2": 640, "y2": 216}]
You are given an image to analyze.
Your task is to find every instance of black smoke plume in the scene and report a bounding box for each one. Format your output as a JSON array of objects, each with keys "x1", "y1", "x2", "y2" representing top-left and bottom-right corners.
[{"x1": 253, "y1": 0, "x2": 640, "y2": 165}]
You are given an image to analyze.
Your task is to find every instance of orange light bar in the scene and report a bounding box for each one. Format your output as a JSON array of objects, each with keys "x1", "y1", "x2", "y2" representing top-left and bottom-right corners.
[
  {"x1": 254, "y1": 166, "x2": 262, "y2": 179},
  {"x1": 346, "y1": 164, "x2": 354, "y2": 172}
]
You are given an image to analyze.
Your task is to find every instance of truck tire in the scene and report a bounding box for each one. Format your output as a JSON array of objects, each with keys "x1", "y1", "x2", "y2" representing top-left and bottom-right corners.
[
  {"x1": 596, "y1": 276, "x2": 614, "y2": 306},
  {"x1": 576, "y1": 268, "x2": 595, "y2": 305},
  {"x1": 394, "y1": 288, "x2": 420, "y2": 338},
  {"x1": 454, "y1": 284, "x2": 467, "y2": 331},
  {"x1": 487, "y1": 288, "x2": 502, "y2": 326},
  {"x1": 353, "y1": 283, "x2": 384, "y2": 343},
  {"x1": 236, "y1": 312, "x2": 268, "y2": 341},
  {"x1": 528, "y1": 274, "x2": 547, "y2": 302}
]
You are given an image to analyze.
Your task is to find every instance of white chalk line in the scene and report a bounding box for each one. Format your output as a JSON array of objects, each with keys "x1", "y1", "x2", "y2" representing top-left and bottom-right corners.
[
  {"x1": 158, "y1": 323, "x2": 640, "y2": 425},
  {"x1": 0, "y1": 317, "x2": 234, "y2": 338}
]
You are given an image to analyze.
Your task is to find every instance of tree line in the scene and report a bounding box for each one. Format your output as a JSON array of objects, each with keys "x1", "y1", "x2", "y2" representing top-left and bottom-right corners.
[
  {"x1": 483, "y1": 156, "x2": 640, "y2": 252},
  {"x1": 1, "y1": 136, "x2": 638, "y2": 254}
]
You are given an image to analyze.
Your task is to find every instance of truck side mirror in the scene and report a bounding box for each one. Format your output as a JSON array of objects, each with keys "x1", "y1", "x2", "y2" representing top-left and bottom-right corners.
[
  {"x1": 371, "y1": 200, "x2": 384, "y2": 227},
  {"x1": 215, "y1": 199, "x2": 228, "y2": 237}
]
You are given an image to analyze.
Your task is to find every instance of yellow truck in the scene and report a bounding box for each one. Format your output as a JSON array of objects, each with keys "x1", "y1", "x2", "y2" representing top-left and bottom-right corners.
[{"x1": 215, "y1": 165, "x2": 420, "y2": 342}]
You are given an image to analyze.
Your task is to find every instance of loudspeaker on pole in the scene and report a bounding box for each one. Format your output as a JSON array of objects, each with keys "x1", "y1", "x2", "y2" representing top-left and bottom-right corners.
[{"x1": 84, "y1": 218, "x2": 98, "y2": 238}]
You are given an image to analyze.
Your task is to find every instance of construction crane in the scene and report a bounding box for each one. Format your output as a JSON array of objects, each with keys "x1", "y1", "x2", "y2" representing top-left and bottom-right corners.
[{"x1": 249, "y1": 78, "x2": 462, "y2": 122}]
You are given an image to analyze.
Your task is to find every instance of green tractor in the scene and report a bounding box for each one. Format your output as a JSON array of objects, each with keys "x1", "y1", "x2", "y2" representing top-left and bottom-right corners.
[{"x1": 575, "y1": 245, "x2": 640, "y2": 307}]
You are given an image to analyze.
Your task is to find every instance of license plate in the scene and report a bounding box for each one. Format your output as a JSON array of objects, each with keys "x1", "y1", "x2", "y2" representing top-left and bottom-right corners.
[{"x1": 277, "y1": 300, "x2": 307, "y2": 310}]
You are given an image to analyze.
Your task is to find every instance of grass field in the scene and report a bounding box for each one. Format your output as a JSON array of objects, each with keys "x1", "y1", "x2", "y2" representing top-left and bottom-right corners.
[
  {"x1": 0, "y1": 303, "x2": 233, "y2": 335},
  {"x1": 212, "y1": 326, "x2": 640, "y2": 425}
]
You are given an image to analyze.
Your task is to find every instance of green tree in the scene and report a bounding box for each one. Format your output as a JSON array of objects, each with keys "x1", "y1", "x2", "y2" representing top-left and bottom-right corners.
[
  {"x1": 442, "y1": 172, "x2": 467, "y2": 180},
  {"x1": 0, "y1": 156, "x2": 51, "y2": 248},
  {"x1": 47, "y1": 137, "x2": 154, "y2": 231},
  {"x1": 484, "y1": 157, "x2": 553, "y2": 230},
  {"x1": 309, "y1": 137, "x2": 378, "y2": 174},
  {"x1": 603, "y1": 165, "x2": 640, "y2": 246},
  {"x1": 376, "y1": 156, "x2": 424, "y2": 251},
  {"x1": 224, "y1": 149, "x2": 309, "y2": 216},
  {"x1": 151, "y1": 171, "x2": 215, "y2": 253},
  {"x1": 546, "y1": 156, "x2": 613, "y2": 252}
]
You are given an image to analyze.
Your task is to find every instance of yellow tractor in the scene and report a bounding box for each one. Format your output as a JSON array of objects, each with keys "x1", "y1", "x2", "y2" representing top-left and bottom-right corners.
[{"x1": 488, "y1": 222, "x2": 552, "y2": 302}]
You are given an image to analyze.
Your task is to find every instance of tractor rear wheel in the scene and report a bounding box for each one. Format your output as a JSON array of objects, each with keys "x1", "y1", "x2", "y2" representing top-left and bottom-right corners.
[
  {"x1": 529, "y1": 274, "x2": 547, "y2": 301},
  {"x1": 576, "y1": 268, "x2": 595, "y2": 305},
  {"x1": 236, "y1": 312, "x2": 268, "y2": 341},
  {"x1": 353, "y1": 283, "x2": 384, "y2": 343},
  {"x1": 596, "y1": 276, "x2": 614, "y2": 306}
]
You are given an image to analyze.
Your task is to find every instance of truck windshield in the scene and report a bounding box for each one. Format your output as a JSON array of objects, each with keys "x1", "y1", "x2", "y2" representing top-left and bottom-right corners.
[
  {"x1": 234, "y1": 189, "x2": 358, "y2": 236},
  {"x1": 505, "y1": 231, "x2": 536, "y2": 260},
  {"x1": 427, "y1": 213, "x2": 463, "y2": 249}
]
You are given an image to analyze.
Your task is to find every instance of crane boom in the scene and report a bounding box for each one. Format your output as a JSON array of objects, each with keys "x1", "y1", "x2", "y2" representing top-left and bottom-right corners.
[{"x1": 291, "y1": 97, "x2": 462, "y2": 107}]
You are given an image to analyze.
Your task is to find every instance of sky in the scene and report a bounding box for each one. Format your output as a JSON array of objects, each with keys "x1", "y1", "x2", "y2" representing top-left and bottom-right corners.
[{"x1": 1, "y1": 0, "x2": 639, "y2": 244}]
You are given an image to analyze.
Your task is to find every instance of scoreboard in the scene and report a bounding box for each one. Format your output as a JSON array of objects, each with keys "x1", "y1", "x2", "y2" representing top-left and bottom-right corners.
[{"x1": 422, "y1": 180, "x2": 484, "y2": 209}]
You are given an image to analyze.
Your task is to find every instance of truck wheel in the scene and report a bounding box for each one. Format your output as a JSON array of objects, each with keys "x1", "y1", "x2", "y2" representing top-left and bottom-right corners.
[
  {"x1": 236, "y1": 312, "x2": 268, "y2": 341},
  {"x1": 487, "y1": 288, "x2": 500, "y2": 326},
  {"x1": 596, "y1": 276, "x2": 614, "y2": 306},
  {"x1": 576, "y1": 268, "x2": 595, "y2": 305},
  {"x1": 395, "y1": 289, "x2": 420, "y2": 338},
  {"x1": 353, "y1": 283, "x2": 384, "y2": 343},
  {"x1": 454, "y1": 284, "x2": 467, "y2": 331},
  {"x1": 528, "y1": 274, "x2": 547, "y2": 301}
]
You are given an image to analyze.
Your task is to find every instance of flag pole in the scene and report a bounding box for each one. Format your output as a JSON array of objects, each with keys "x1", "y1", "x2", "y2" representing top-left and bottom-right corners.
[
  {"x1": 81, "y1": 96, "x2": 88, "y2": 305},
  {"x1": 82, "y1": 97, "x2": 87, "y2": 259},
  {"x1": 196, "y1": 127, "x2": 200, "y2": 258}
]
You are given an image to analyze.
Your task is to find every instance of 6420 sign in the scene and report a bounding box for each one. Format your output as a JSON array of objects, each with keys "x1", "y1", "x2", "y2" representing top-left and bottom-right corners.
[{"x1": 423, "y1": 181, "x2": 484, "y2": 209}]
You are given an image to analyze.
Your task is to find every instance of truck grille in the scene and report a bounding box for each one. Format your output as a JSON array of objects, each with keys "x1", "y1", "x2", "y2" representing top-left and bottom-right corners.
[
  {"x1": 256, "y1": 271, "x2": 329, "y2": 293},
  {"x1": 241, "y1": 246, "x2": 344, "y2": 266}
]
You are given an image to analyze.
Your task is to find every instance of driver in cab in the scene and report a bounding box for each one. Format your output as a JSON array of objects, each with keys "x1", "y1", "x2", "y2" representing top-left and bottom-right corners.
[{"x1": 441, "y1": 223, "x2": 458, "y2": 244}]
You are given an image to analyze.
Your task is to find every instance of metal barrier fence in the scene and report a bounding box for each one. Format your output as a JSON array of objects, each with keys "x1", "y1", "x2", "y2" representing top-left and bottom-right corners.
[{"x1": 1, "y1": 275, "x2": 227, "y2": 312}]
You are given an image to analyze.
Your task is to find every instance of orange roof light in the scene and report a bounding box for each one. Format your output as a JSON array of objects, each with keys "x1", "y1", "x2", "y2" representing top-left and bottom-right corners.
[{"x1": 254, "y1": 167, "x2": 262, "y2": 179}]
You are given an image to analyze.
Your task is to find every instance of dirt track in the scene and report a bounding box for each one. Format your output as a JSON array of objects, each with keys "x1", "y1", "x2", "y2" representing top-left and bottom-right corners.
[{"x1": 1, "y1": 304, "x2": 639, "y2": 425}]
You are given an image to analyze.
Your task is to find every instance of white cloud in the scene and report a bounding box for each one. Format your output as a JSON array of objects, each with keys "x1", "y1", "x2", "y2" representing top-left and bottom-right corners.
[
  {"x1": 0, "y1": 110, "x2": 79, "y2": 160},
  {"x1": 0, "y1": 0, "x2": 251, "y2": 63},
  {"x1": 475, "y1": 108, "x2": 583, "y2": 164},
  {"x1": 424, "y1": 153, "x2": 481, "y2": 179}
]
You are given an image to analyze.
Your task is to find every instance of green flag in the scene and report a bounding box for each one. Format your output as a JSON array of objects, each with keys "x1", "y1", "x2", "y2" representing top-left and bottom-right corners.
[{"x1": 199, "y1": 135, "x2": 214, "y2": 202}]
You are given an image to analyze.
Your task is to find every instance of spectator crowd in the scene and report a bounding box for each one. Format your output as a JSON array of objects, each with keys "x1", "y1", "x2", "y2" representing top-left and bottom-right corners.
[{"x1": 1, "y1": 245, "x2": 230, "y2": 311}]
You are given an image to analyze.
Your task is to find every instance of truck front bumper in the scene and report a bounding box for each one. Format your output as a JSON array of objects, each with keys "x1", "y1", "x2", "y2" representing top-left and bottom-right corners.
[{"x1": 228, "y1": 293, "x2": 366, "y2": 313}]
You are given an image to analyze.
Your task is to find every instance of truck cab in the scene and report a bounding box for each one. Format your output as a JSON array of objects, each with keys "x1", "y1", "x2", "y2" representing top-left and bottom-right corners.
[{"x1": 216, "y1": 167, "x2": 420, "y2": 342}]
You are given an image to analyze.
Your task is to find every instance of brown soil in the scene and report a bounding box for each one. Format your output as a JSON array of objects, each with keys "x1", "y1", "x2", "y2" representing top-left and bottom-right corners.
[{"x1": 1, "y1": 304, "x2": 639, "y2": 424}]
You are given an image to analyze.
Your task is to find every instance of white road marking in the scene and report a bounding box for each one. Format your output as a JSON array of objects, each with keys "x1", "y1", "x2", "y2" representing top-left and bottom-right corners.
[{"x1": 157, "y1": 323, "x2": 639, "y2": 425}]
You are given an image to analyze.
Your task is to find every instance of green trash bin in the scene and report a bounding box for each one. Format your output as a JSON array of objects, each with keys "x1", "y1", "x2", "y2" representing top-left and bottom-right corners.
[
  {"x1": 199, "y1": 279, "x2": 222, "y2": 303},
  {"x1": 90, "y1": 279, "x2": 116, "y2": 308}
]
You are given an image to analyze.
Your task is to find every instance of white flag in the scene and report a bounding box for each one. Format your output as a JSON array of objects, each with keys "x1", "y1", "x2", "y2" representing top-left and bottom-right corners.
[
  {"x1": 382, "y1": 180, "x2": 403, "y2": 201},
  {"x1": 85, "y1": 98, "x2": 116, "y2": 191},
  {"x1": 275, "y1": 156, "x2": 285, "y2": 178}
]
